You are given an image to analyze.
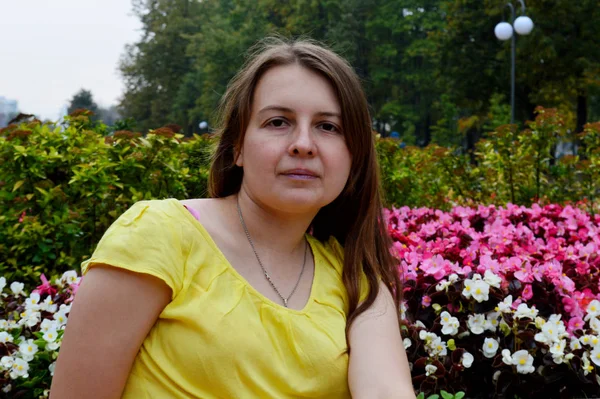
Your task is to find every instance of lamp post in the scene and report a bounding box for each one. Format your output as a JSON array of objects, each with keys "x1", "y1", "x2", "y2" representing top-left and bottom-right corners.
[{"x1": 494, "y1": 0, "x2": 534, "y2": 124}]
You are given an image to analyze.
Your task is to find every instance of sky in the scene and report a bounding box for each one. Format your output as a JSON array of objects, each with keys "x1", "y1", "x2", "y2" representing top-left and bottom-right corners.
[{"x1": 0, "y1": 0, "x2": 142, "y2": 120}]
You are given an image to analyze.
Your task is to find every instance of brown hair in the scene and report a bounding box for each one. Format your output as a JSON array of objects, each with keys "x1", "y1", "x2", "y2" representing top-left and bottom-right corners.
[{"x1": 208, "y1": 37, "x2": 401, "y2": 347}]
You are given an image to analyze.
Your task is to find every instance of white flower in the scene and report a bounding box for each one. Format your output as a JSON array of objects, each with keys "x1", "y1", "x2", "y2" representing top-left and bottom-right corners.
[
  {"x1": 471, "y1": 279, "x2": 490, "y2": 303},
  {"x1": 0, "y1": 319, "x2": 8, "y2": 329},
  {"x1": 403, "y1": 338, "x2": 412, "y2": 350},
  {"x1": 583, "y1": 352, "x2": 595, "y2": 375},
  {"x1": 502, "y1": 349, "x2": 513, "y2": 365},
  {"x1": 483, "y1": 338, "x2": 499, "y2": 358},
  {"x1": 54, "y1": 311, "x2": 68, "y2": 327},
  {"x1": 1, "y1": 383, "x2": 10, "y2": 393},
  {"x1": 590, "y1": 317, "x2": 600, "y2": 334},
  {"x1": 0, "y1": 332, "x2": 13, "y2": 343},
  {"x1": 547, "y1": 314, "x2": 567, "y2": 334},
  {"x1": 461, "y1": 351, "x2": 474, "y2": 368},
  {"x1": 448, "y1": 273, "x2": 459, "y2": 283},
  {"x1": 0, "y1": 277, "x2": 6, "y2": 292},
  {"x1": 485, "y1": 312, "x2": 500, "y2": 332},
  {"x1": 47, "y1": 341, "x2": 61, "y2": 351},
  {"x1": 512, "y1": 350, "x2": 535, "y2": 374},
  {"x1": 19, "y1": 339, "x2": 38, "y2": 362},
  {"x1": 591, "y1": 346, "x2": 600, "y2": 367},
  {"x1": 0, "y1": 356, "x2": 14, "y2": 370},
  {"x1": 60, "y1": 271, "x2": 79, "y2": 286},
  {"x1": 483, "y1": 270, "x2": 502, "y2": 289},
  {"x1": 570, "y1": 338, "x2": 582, "y2": 351},
  {"x1": 467, "y1": 314, "x2": 486, "y2": 335},
  {"x1": 581, "y1": 335, "x2": 594, "y2": 346},
  {"x1": 436, "y1": 279, "x2": 451, "y2": 292},
  {"x1": 419, "y1": 330, "x2": 437, "y2": 342},
  {"x1": 10, "y1": 282, "x2": 24, "y2": 296},
  {"x1": 415, "y1": 320, "x2": 427, "y2": 329},
  {"x1": 40, "y1": 319, "x2": 58, "y2": 334},
  {"x1": 428, "y1": 337, "x2": 448, "y2": 357},
  {"x1": 496, "y1": 295, "x2": 513, "y2": 313},
  {"x1": 425, "y1": 364, "x2": 437, "y2": 376},
  {"x1": 43, "y1": 330, "x2": 58, "y2": 343},
  {"x1": 550, "y1": 339, "x2": 567, "y2": 364},
  {"x1": 586, "y1": 300, "x2": 600, "y2": 321},
  {"x1": 535, "y1": 320, "x2": 562, "y2": 344},
  {"x1": 400, "y1": 302, "x2": 408, "y2": 320},
  {"x1": 25, "y1": 293, "x2": 41, "y2": 311},
  {"x1": 9, "y1": 358, "x2": 29, "y2": 379},
  {"x1": 514, "y1": 303, "x2": 538, "y2": 319},
  {"x1": 49, "y1": 361, "x2": 56, "y2": 377},
  {"x1": 18, "y1": 310, "x2": 40, "y2": 328},
  {"x1": 440, "y1": 311, "x2": 460, "y2": 336},
  {"x1": 40, "y1": 296, "x2": 57, "y2": 313},
  {"x1": 462, "y1": 278, "x2": 476, "y2": 299}
]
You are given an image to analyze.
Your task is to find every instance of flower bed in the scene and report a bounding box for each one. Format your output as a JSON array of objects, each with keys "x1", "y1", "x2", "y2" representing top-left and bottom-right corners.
[
  {"x1": 391, "y1": 202, "x2": 600, "y2": 398},
  {"x1": 0, "y1": 272, "x2": 79, "y2": 398},
  {"x1": 3, "y1": 202, "x2": 600, "y2": 398}
]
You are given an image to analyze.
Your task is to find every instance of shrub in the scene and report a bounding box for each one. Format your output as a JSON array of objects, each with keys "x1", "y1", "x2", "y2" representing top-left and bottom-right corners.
[{"x1": 0, "y1": 114, "x2": 212, "y2": 284}]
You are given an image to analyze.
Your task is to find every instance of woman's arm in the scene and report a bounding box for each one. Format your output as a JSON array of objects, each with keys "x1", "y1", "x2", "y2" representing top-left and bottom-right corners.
[
  {"x1": 50, "y1": 265, "x2": 171, "y2": 399},
  {"x1": 348, "y1": 281, "x2": 415, "y2": 399}
]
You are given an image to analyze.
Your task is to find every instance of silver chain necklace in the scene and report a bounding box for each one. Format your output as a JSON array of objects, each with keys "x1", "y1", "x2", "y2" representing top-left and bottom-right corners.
[{"x1": 236, "y1": 196, "x2": 307, "y2": 308}]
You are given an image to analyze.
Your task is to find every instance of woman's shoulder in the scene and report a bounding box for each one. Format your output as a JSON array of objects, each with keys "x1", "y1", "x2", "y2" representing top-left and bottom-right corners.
[{"x1": 308, "y1": 235, "x2": 345, "y2": 276}]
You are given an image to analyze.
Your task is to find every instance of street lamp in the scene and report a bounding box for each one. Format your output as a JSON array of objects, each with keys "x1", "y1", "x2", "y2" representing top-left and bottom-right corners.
[{"x1": 494, "y1": 0, "x2": 534, "y2": 124}]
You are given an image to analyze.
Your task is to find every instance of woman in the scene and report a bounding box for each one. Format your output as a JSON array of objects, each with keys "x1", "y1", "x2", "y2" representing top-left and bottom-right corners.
[{"x1": 50, "y1": 37, "x2": 414, "y2": 398}]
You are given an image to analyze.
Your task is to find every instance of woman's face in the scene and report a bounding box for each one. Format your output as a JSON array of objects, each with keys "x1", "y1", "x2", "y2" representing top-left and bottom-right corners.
[{"x1": 236, "y1": 64, "x2": 352, "y2": 215}]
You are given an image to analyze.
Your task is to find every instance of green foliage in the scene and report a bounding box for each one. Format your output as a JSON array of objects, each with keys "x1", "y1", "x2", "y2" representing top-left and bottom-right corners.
[
  {"x1": 417, "y1": 391, "x2": 465, "y2": 399},
  {"x1": 379, "y1": 107, "x2": 600, "y2": 213},
  {"x1": 0, "y1": 114, "x2": 213, "y2": 284}
]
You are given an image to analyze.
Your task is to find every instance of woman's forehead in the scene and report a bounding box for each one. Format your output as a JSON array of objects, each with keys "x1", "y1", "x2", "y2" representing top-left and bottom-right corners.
[{"x1": 251, "y1": 64, "x2": 341, "y2": 117}]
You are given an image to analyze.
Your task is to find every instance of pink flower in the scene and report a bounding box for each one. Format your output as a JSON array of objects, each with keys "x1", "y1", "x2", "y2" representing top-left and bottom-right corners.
[
  {"x1": 567, "y1": 317, "x2": 585, "y2": 334},
  {"x1": 32, "y1": 274, "x2": 57, "y2": 297},
  {"x1": 420, "y1": 255, "x2": 447, "y2": 280},
  {"x1": 522, "y1": 284, "x2": 533, "y2": 300},
  {"x1": 18, "y1": 211, "x2": 26, "y2": 223},
  {"x1": 421, "y1": 296, "x2": 432, "y2": 307}
]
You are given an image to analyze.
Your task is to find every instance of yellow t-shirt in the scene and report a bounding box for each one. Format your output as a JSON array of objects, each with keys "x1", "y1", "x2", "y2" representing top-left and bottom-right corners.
[{"x1": 81, "y1": 198, "x2": 365, "y2": 399}]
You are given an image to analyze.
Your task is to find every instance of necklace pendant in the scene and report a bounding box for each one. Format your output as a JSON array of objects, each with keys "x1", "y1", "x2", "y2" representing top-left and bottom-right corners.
[{"x1": 283, "y1": 298, "x2": 288, "y2": 307}]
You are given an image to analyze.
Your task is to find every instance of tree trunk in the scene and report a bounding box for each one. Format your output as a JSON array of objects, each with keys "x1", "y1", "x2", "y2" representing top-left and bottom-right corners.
[{"x1": 576, "y1": 91, "x2": 588, "y2": 156}]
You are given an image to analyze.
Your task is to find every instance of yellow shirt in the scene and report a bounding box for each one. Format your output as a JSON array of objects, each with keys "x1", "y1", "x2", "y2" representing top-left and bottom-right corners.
[{"x1": 81, "y1": 198, "x2": 363, "y2": 398}]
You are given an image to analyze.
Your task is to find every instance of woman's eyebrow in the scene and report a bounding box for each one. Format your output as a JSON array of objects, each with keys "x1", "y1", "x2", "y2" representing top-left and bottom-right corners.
[{"x1": 257, "y1": 105, "x2": 341, "y2": 118}]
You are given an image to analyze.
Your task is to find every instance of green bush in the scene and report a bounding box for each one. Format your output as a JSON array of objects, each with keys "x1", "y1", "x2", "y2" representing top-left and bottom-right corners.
[{"x1": 0, "y1": 112, "x2": 212, "y2": 284}]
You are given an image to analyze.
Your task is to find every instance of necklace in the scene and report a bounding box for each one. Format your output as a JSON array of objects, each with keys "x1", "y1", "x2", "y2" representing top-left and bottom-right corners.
[{"x1": 236, "y1": 196, "x2": 308, "y2": 308}]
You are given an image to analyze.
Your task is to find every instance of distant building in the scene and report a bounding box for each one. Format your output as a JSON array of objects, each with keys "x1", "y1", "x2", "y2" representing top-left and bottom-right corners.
[{"x1": 0, "y1": 96, "x2": 19, "y2": 127}]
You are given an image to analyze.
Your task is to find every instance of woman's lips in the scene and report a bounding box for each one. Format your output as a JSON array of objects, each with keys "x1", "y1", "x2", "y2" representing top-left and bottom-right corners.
[{"x1": 281, "y1": 169, "x2": 319, "y2": 179}]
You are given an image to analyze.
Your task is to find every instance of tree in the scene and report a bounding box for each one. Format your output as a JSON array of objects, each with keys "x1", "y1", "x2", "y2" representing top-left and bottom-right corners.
[{"x1": 67, "y1": 89, "x2": 99, "y2": 116}]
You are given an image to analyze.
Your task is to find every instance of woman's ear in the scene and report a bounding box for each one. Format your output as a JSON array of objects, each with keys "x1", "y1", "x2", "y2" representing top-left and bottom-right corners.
[{"x1": 234, "y1": 146, "x2": 243, "y2": 167}]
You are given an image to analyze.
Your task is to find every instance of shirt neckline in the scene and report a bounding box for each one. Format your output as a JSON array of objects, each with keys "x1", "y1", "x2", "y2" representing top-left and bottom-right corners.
[{"x1": 169, "y1": 198, "x2": 319, "y2": 315}]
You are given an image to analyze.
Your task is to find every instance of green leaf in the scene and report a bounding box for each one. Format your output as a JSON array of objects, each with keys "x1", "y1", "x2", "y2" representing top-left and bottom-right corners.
[
  {"x1": 447, "y1": 339, "x2": 456, "y2": 351},
  {"x1": 416, "y1": 393, "x2": 425, "y2": 399},
  {"x1": 12, "y1": 180, "x2": 25, "y2": 192},
  {"x1": 427, "y1": 395, "x2": 440, "y2": 399},
  {"x1": 455, "y1": 392, "x2": 465, "y2": 399},
  {"x1": 441, "y1": 391, "x2": 453, "y2": 399}
]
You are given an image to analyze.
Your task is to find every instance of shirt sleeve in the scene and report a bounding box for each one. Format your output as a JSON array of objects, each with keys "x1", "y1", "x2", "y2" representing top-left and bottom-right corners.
[{"x1": 81, "y1": 200, "x2": 185, "y2": 299}]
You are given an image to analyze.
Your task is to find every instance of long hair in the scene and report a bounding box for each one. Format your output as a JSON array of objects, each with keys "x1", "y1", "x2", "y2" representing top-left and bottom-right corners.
[{"x1": 208, "y1": 37, "x2": 401, "y2": 347}]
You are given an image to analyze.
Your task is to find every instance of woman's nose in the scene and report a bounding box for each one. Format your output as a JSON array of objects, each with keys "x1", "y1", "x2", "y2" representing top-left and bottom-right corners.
[{"x1": 288, "y1": 124, "x2": 317, "y2": 157}]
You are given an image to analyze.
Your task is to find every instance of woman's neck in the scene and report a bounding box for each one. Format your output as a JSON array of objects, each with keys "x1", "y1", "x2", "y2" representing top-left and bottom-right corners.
[{"x1": 230, "y1": 190, "x2": 316, "y2": 258}]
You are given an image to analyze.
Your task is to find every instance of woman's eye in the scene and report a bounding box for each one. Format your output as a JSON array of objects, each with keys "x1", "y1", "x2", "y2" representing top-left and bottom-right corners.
[
  {"x1": 319, "y1": 122, "x2": 339, "y2": 133},
  {"x1": 266, "y1": 119, "x2": 288, "y2": 128}
]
